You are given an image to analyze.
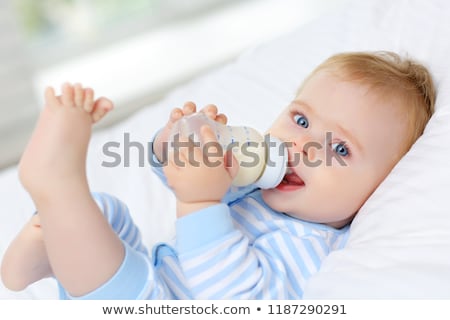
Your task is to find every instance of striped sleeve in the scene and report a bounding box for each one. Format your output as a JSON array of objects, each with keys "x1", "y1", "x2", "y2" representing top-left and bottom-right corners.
[{"x1": 175, "y1": 203, "x2": 333, "y2": 299}]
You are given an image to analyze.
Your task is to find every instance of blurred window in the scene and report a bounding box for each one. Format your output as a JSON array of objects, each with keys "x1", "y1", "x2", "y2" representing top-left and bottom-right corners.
[{"x1": 13, "y1": 0, "x2": 240, "y2": 67}]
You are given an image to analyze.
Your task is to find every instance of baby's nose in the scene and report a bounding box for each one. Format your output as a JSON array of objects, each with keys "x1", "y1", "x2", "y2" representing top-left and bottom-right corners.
[{"x1": 289, "y1": 136, "x2": 321, "y2": 167}]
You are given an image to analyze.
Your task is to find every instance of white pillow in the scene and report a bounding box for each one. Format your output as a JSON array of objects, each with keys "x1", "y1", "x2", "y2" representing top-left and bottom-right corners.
[{"x1": 299, "y1": 0, "x2": 450, "y2": 298}]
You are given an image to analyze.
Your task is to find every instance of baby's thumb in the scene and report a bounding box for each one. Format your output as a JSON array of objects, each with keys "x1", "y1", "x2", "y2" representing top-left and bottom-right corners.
[
  {"x1": 199, "y1": 124, "x2": 217, "y2": 143},
  {"x1": 224, "y1": 150, "x2": 239, "y2": 179},
  {"x1": 200, "y1": 125, "x2": 239, "y2": 180}
]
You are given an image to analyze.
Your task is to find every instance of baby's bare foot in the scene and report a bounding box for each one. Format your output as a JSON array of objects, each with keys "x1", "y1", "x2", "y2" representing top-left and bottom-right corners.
[
  {"x1": 18, "y1": 83, "x2": 113, "y2": 200},
  {"x1": 1, "y1": 214, "x2": 52, "y2": 291},
  {"x1": 5, "y1": 84, "x2": 112, "y2": 289},
  {"x1": 73, "y1": 83, "x2": 113, "y2": 123}
]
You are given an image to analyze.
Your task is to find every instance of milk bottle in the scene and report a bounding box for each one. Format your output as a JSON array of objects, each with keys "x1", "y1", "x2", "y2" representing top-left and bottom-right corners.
[{"x1": 170, "y1": 113, "x2": 287, "y2": 189}]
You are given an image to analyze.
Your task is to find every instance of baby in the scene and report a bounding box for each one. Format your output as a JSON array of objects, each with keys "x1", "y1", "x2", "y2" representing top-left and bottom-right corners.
[{"x1": 1, "y1": 51, "x2": 435, "y2": 299}]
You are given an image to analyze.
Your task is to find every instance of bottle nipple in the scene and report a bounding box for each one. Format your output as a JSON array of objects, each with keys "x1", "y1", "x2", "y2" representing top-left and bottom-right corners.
[{"x1": 254, "y1": 136, "x2": 287, "y2": 189}]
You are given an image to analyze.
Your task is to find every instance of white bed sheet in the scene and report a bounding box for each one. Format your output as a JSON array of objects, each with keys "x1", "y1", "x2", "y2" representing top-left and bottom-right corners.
[{"x1": 1, "y1": 0, "x2": 450, "y2": 299}]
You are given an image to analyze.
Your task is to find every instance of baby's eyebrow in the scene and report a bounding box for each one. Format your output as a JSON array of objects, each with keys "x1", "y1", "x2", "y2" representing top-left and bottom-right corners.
[
  {"x1": 292, "y1": 99, "x2": 315, "y2": 116},
  {"x1": 336, "y1": 123, "x2": 363, "y2": 153}
]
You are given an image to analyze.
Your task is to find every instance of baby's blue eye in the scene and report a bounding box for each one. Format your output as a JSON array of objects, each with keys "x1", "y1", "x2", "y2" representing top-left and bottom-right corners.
[
  {"x1": 294, "y1": 114, "x2": 309, "y2": 128},
  {"x1": 332, "y1": 142, "x2": 349, "y2": 157}
]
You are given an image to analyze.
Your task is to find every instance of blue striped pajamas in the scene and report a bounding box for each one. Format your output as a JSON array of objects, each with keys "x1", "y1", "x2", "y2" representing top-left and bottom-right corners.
[{"x1": 57, "y1": 150, "x2": 349, "y2": 299}]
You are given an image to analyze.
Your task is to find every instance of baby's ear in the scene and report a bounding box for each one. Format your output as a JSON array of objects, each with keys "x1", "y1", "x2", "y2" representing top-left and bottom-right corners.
[{"x1": 224, "y1": 150, "x2": 239, "y2": 179}]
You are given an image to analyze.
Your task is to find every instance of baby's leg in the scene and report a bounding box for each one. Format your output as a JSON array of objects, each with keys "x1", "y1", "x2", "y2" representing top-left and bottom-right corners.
[
  {"x1": 1, "y1": 214, "x2": 51, "y2": 291},
  {"x1": 16, "y1": 83, "x2": 124, "y2": 297},
  {"x1": 1, "y1": 91, "x2": 113, "y2": 292}
]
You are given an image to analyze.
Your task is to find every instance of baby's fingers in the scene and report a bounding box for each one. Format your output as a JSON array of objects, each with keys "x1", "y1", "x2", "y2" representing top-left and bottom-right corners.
[
  {"x1": 200, "y1": 125, "x2": 219, "y2": 144},
  {"x1": 182, "y1": 101, "x2": 196, "y2": 116},
  {"x1": 200, "y1": 125, "x2": 223, "y2": 164},
  {"x1": 201, "y1": 104, "x2": 228, "y2": 125},
  {"x1": 215, "y1": 113, "x2": 228, "y2": 125},
  {"x1": 201, "y1": 104, "x2": 218, "y2": 119},
  {"x1": 168, "y1": 101, "x2": 196, "y2": 125},
  {"x1": 169, "y1": 108, "x2": 183, "y2": 124},
  {"x1": 163, "y1": 152, "x2": 179, "y2": 188}
]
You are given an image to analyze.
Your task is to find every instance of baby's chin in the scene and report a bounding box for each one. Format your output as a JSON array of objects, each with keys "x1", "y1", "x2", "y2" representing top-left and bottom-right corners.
[
  {"x1": 260, "y1": 188, "x2": 299, "y2": 213},
  {"x1": 260, "y1": 189, "x2": 354, "y2": 227},
  {"x1": 260, "y1": 189, "x2": 277, "y2": 208}
]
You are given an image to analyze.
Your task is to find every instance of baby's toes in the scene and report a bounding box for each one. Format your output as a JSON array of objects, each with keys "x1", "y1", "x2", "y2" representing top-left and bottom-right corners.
[
  {"x1": 83, "y1": 88, "x2": 95, "y2": 113},
  {"x1": 44, "y1": 87, "x2": 60, "y2": 109},
  {"x1": 91, "y1": 97, "x2": 113, "y2": 123},
  {"x1": 61, "y1": 83, "x2": 75, "y2": 107},
  {"x1": 73, "y1": 83, "x2": 85, "y2": 108}
]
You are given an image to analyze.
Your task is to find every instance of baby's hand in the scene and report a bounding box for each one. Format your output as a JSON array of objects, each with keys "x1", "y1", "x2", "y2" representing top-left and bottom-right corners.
[
  {"x1": 153, "y1": 102, "x2": 227, "y2": 163},
  {"x1": 200, "y1": 104, "x2": 228, "y2": 126},
  {"x1": 163, "y1": 125, "x2": 235, "y2": 217}
]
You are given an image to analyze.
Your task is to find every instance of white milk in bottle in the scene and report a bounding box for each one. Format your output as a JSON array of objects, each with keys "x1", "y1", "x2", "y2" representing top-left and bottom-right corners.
[{"x1": 169, "y1": 113, "x2": 287, "y2": 189}]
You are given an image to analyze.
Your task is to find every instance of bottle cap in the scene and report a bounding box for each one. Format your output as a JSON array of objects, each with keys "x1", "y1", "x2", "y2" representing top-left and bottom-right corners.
[{"x1": 255, "y1": 136, "x2": 288, "y2": 189}]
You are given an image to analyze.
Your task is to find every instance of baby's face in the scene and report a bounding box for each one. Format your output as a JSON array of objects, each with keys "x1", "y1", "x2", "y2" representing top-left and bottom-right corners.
[{"x1": 262, "y1": 70, "x2": 409, "y2": 228}]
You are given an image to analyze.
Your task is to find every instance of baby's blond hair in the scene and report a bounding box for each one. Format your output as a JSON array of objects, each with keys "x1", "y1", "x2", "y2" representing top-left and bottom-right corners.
[{"x1": 300, "y1": 51, "x2": 436, "y2": 154}]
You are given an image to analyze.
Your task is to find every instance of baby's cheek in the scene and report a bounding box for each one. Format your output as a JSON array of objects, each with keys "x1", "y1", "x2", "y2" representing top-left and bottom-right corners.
[
  {"x1": 319, "y1": 169, "x2": 361, "y2": 207},
  {"x1": 345, "y1": 174, "x2": 377, "y2": 210}
]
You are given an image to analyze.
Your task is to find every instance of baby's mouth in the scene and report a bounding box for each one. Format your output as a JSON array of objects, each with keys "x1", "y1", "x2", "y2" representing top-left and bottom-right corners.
[{"x1": 276, "y1": 168, "x2": 305, "y2": 190}]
